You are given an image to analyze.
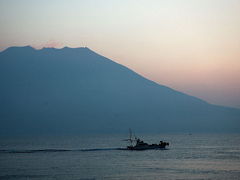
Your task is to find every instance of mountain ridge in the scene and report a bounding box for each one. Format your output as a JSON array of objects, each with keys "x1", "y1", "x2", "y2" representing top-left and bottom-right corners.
[
  {"x1": 0, "y1": 46, "x2": 239, "y2": 135},
  {"x1": 1, "y1": 46, "x2": 210, "y2": 104}
]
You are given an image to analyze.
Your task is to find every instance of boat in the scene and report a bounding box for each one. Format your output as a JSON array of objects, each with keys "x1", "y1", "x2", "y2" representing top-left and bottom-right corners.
[{"x1": 124, "y1": 129, "x2": 169, "y2": 150}]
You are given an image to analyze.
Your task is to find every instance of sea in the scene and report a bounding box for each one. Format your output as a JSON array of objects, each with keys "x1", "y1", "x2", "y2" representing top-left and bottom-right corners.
[{"x1": 0, "y1": 133, "x2": 240, "y2": 180}]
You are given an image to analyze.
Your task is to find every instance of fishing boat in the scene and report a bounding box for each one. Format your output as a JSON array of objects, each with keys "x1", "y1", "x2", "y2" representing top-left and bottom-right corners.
[{"x1": 124, "y1": 129, "x2": 169, "y2": 150}]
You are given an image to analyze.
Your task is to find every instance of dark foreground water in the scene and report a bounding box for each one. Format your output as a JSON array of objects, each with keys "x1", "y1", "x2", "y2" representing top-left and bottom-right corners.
[{"x1": 0, "y1": 133, "x2": 240, "y2": 180}]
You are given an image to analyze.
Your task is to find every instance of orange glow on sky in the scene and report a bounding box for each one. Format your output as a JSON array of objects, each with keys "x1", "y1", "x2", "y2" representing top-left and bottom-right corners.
[{"x1": 0, "y1": 0, "x2": 239, "y2": 108}]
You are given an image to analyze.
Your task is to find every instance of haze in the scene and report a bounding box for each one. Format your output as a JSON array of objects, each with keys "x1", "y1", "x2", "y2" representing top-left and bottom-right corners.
[{"x1": 0, "y1": 0, "x2": 240, "y2": 108}]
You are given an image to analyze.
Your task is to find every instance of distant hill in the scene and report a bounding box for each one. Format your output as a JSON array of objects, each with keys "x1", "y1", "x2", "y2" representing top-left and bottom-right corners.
[{"x1": 0, "y1": 46, "x2": 239, "y2": 135}]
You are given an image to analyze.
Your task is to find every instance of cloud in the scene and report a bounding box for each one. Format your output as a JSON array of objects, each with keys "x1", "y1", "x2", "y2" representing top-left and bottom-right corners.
[
  {"x1": 33, "y1": 40, "x2": 63, "y2": 49},
  {"x1": 43, "y1": 40, "x2": 62, "y2": 48}
]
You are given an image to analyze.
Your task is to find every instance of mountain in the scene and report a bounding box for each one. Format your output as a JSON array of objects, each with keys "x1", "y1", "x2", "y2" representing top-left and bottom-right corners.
[{"x1": 0, "y1": 46, "x2": 239, "y2": 135}]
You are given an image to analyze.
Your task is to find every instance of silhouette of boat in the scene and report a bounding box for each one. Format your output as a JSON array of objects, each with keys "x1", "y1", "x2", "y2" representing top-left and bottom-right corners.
[{"x1": 124, "y1": 129, "x2": 169, "y2": 150}]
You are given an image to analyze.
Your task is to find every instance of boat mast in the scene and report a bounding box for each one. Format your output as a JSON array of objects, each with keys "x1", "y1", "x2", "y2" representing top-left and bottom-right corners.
[{"x1": 129, "y1": 128, "x2": 133, "y2": 146}]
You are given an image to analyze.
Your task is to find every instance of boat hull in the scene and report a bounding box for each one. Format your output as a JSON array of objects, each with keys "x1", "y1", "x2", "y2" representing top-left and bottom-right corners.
[{"x1": 127, "y1": 145, "x2": 167, "y2": 150}]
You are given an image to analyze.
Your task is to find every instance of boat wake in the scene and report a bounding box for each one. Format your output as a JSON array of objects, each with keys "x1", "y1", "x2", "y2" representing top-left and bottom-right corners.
[
  {"x1": 0, "y1": 148, "x2": 126, "y2": 154},
  {"x1": 0, "y1": 147, "x2": 169, "y2": 153}
]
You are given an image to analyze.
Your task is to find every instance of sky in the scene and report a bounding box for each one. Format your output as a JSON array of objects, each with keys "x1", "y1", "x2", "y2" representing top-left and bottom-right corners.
[{"x1": 0, "y1": 0, "x2": 240, "y2": 108}]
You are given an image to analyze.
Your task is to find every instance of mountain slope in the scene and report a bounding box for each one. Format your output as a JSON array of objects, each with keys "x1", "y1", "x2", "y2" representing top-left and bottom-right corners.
[{"x1": 0, "y1": 46, "x2": 239, "y2": 135}]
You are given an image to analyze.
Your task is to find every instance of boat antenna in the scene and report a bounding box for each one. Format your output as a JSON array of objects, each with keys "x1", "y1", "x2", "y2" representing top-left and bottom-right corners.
[
  {"x1": 123, "y1": 128, "x2": 137, "y2": 145},
  {"x1": 122, "y1": 128, "x2": 133, "y2": 144},
  {"x1": 129, "y1": 128, "x2": 133, "y2": 145}
]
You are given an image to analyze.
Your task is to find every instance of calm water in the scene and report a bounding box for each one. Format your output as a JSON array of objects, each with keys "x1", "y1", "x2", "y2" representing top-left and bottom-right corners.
[{"x1": 0, "y1": 133, "x2": 240, "y2": 180}]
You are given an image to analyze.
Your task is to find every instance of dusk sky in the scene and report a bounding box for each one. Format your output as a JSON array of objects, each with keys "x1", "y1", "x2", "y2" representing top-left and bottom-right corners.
[{"x1": 0, "y1": 0, "x2": 240, "y2": 108}]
